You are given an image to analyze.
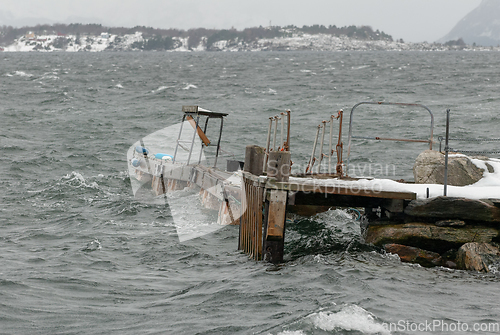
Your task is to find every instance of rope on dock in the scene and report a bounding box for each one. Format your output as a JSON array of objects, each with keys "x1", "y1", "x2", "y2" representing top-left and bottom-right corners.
[
  {"x1": 438, "y1": 136, "x2": 500, "y2": 155},
  {"x1": 449, "y1": 148, "x2": 500, "y2": 155},
  {"x1": 443, "y1": 137, "x2": 500, "y2": 142}
]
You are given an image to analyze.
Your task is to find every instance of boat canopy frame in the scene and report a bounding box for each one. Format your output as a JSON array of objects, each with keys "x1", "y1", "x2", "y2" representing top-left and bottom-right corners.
[{"x1": 173, "y1": 106, "x2": 228, "y2": 167}]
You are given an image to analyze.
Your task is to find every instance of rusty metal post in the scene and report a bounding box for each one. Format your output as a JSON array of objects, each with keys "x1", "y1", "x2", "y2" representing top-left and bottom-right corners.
[
  {"x1": 328, "y1": 115, "x2": 334, "y2": 174},
  {"x1": 318, "y1": 120, "x2": 327, "y2": 173},
  {"x1": 444, "y1": 109, "x2": 450, "y2": 196},
  {"x1": 263, "y1": 117, "x2": 273, "y2": 172},
  {"x1": 285, "y1": 110, "x2": 291, "y2": 151},
  {"x1": 272, "y1": 116, "x2": 278, "y2": 151},
  {"x1": 306, "y1": 125, "x2": 321, "y2": 173},
  {"x1": 280, "y1": 112, "x2": 285, "y2": 150},
  {"x1": 336, "y1": 110, "x2": 344, "y2": 175}
]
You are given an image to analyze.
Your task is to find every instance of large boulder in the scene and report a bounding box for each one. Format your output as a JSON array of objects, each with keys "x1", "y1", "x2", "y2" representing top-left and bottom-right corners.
[
  {"x1": 413, "y1": 150, "x2": 484, "y2": 186},
  {"x1": 365, "y1": 222, "x2": 499, "y2": 254},
  {"x1": 456, "y1": 242, "x2": 500, "y2": 272},
  {"x1": 404, "y1": 196, "x2": 500, "y2": 222}
]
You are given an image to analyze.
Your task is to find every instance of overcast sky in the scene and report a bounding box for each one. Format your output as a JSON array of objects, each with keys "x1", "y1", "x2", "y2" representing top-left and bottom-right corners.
[{"x1": 0, "y1": 0, "x2": 482, "y2": 42}]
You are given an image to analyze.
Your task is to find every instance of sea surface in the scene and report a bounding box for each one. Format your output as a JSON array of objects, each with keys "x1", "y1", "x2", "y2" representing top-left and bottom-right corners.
[{"x1": 1, "y1": 51, "x2": 500, "y2": 335}]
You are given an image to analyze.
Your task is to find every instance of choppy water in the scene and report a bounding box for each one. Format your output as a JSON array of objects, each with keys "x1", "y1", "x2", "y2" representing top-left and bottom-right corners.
[{"x1": 1, "y1": 51, "x2": 500, "y2": 334}]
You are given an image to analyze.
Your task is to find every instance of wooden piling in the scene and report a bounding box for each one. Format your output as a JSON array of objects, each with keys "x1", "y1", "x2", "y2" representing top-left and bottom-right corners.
[
  {"x1": 244, "y1": 145, "x2": 265, "y2": 176},
  {"x1": 263, "y1": 151, "x2": 291, "y2": 263},
  {"x1": 266, "y1": 151, "x2": 291, "y2": 183},
  {"x1": 239, "y1": 148, "x2": 291, "y2": 262},
  {"x1": 239, "y1": 145, "x2": 266, "y2": 260}
]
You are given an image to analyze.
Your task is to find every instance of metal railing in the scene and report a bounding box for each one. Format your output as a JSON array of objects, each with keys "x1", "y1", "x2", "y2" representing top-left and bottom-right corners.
[
  {"x1": 346, "y1": 102, "x2": 435, "y2": 172},
  {"x1": 442, "y1": 109, "x2": 500, "y2": 196},
  {"x1": 173, "y1": 106, "x2": 227, "y2": 167},
  {"x1": 263, "y1": 110, "x2": 291, "y2": 171},
  {"x1": 305, "y1": 110, "x2": 344, "y2": 174}
]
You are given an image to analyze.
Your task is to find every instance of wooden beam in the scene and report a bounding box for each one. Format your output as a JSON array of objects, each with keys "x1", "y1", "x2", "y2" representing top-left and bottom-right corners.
[
  {"x1": 186, "y1": 115, "x2": 211, "y2": 146},
  {"x1": 267, "y1": 181, "x2": 416, "y2": 200}
]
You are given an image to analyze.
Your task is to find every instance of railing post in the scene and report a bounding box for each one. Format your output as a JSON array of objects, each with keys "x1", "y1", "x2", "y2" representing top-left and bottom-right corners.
[
  {"x1": 306, "y1": 125, "x2": 320, "y2": 173},
  {"x1": 263, "y1": 118, "x2": 273, "y2": 172},
  {"x1": 443, "y1": 109, "x2": 450, "y2": 196},
  {"x1": 328, "y1": 115, "x2": 334, "y2": 174},
  {"x1": 318, "y1": 121, "x2": 327, "y2": 173}
]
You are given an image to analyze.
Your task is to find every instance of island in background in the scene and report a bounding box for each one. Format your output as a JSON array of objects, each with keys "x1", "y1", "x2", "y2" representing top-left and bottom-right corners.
[{"x1": 0, "y1": 23, "x2": 494, "y2": 52}]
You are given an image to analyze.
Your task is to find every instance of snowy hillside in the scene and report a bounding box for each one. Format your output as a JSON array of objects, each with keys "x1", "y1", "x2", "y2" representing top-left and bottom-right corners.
[{"x1": 3, "y1": 30, "x2": 499, "y2": 53}]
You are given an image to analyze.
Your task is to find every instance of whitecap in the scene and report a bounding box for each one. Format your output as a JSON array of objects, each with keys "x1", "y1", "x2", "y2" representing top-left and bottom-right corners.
[
  {"x1": 41, "y1": 74, "x2": 59, "y2": 80},
  {"x1": 352, "y1": 65, "x2": 370, "y2": 70},
  {"x1": 82, "y1": 238, "x2": 102, "y2": 252},
  {"x1": 154, "y1": 86, "x2": 168, "y2": 92},
  {"x1": 13, "y1": 71, "x2": 33, "y2": 78},
  {"x1": 308, "y1": 305, "x2": 390, "y2": 334},
  {"x1": 115, "y1": 84, "x2": 124, "y2": 89},
  {"x1": 183, "y1": 84, "x2": 198, "y2": 90},
  {"x1": 62, "y1": 171, "x2": 99, "y2": 189},
  {"x1": 153, "y1": 85, "x2": 175, "y2": 93}
]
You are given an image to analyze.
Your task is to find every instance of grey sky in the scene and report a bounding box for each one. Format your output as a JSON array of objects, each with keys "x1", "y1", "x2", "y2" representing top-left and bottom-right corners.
[{"x1": 0, "y1": 0, "x2": 482, "y2": 42}]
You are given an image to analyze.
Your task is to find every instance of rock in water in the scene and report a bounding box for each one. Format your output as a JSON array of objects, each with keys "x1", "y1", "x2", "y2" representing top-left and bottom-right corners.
[
  {"x1": 384, "y1": 243, "x2": 441, "y2": 267},
  {"x1": 456, "y1": 242, "x2": 500, "y2": 272},
  {"x1": 404, "y1": 196, "x2": 500, "y2": 222},
  {"x1": 413, "y1": 150, "x2": 484, "y2": 186},
  {"x1": 365, "y1": 222, "x2": 499, "y2": 254}
]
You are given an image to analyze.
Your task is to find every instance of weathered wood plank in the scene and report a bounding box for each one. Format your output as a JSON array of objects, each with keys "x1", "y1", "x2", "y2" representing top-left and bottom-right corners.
[
  {"x1": 244, "y1": 145, "x2": 265, "y2": 176},
  {"x1": 267, "y1": 151, "x2": 291, "y2": 182},
  {"x1": 266, "y1": 190, "x2": 287, "y2": 240},
  {"x1": 186, "y1": 115, "x2": 211, "y2": 146}
]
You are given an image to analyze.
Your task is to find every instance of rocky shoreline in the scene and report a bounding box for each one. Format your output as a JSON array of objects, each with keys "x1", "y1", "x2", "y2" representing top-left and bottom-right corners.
[{"x1": 363, "y1": 151, "x2": 500, "y2": 273}]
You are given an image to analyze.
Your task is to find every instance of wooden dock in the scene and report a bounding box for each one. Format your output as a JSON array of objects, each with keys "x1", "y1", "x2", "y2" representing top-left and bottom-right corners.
[
  {"x1": 129, "y1": 105, "x2": 420, "y2": 263},
  {"x1": 237, "y1": 147, "x2": 416, "y2": 262},
  {"x1": 128, "y1": 104, "x2": 500, "y2": 272},
  {"x1": 130, "y1": 143, "x2": 417, "y2": 263}
]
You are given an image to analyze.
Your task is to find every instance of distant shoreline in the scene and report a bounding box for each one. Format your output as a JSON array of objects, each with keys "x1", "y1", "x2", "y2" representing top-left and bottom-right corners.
[
  {"x1": 3, "y1": 32, "x2": 499, "y2": 53},
  {"x1": 2, "y1": 24, "x2": 498, "y2": 52}
]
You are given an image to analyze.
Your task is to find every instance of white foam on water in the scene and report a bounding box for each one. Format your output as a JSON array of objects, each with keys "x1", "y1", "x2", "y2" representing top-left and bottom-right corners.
[
  {"x1": 153, "y1": 85, "x2": 169, "y2": 92},
  {"x1": 62, "y1": 171, "x2": 99, "y2": 189},
  {"x1": 276, "y1": 331, "x2": 306, "y2": 335},
  {"x1": 308, "y1": 305, "x2": 391, "y2": 334},
  {"x1": 182, "y1": 83, "x2": 197, "y2": 90},
  {"x1": 13, "y1": 70, "x2": 33, "y2": 77},
  {"x1": 352, "y1": 65, "x2": 370, "y2": 70}
]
